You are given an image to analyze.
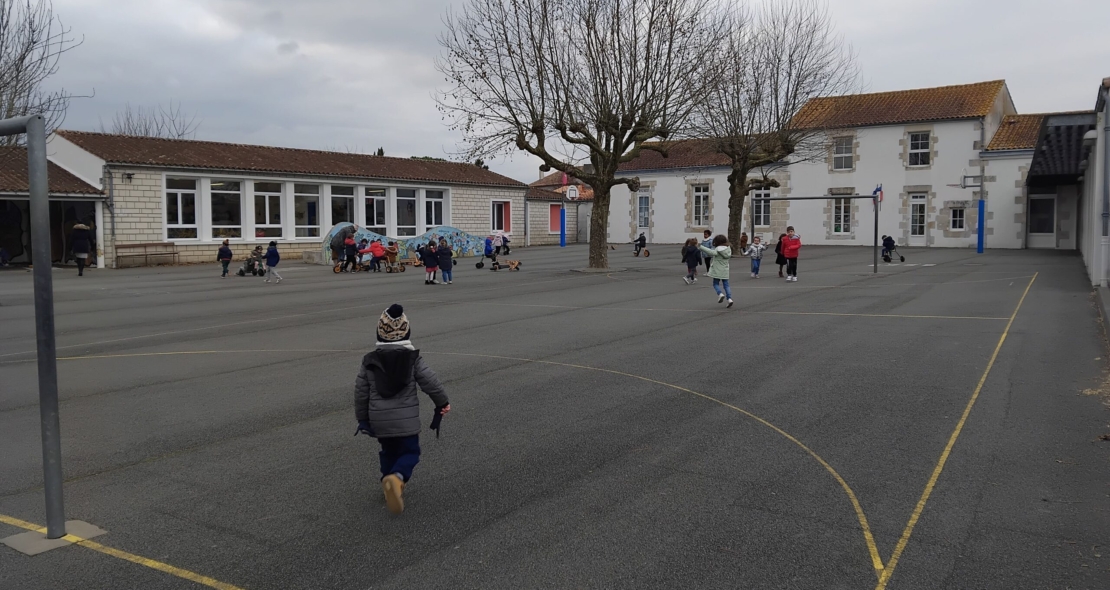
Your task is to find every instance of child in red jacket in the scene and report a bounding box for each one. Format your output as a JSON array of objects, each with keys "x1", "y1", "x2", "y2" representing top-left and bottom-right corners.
[{"x1": 782, "y1": 226, "x2": 801, "y2": 282}]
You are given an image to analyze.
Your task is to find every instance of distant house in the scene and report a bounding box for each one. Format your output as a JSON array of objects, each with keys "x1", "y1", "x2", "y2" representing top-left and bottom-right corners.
[
  {"x1": 0, "y1": 146, "x2": 102, "y2": 266},
  {"x1": 45, "y1": 131, "x2": 527, "y2": 267},
  {"x1": 525, "y1": 171, "x2": 594, "y2": 245}
]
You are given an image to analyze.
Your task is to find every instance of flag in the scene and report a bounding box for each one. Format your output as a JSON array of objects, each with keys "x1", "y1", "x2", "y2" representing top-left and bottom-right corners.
[{"x1": 872, "y1": 184, "x2": 883, "y2": 210}]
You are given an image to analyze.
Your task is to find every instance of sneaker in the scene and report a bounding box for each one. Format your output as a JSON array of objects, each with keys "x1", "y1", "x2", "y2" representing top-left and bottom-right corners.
[
  {"x1": 433, "y1": 280, "x2": 440, "y2": 285},
  {"x1": 683, "y1": 277, "x2": 691, "y2": 285},
  {"x1": 425, "y1": 280, "x2": 430, "y2": 285},
  {"x1": 792, "y1": 276, "x2": 798, "y2": 282},
  {"x1": 448, "y1": 281, "x2": 453, "y2": 284},
  {"x1": 276, "y1": 278, "x2": 282, "y2": 284},
  {"x1": 727, "y1": 299, "x2": 734, "y2": 308},
  {"x1": 751, "y1": 272, "x2": 756, "y2": 278},
  {"x1": 382, "y1": 474, "x2": 405, "y2": 514},
  {"x1": 265, "y1": 279, "x2": 270, "y2": 283},
  {"x1": 692, "y1": 277, "x2": 697, "y2": 283},
  {"x1": 754, "y1": 275, "x2": 760, "y2": 279},
  {"x1": 717, "y1": 293, "x2": 725, "y2": 303}
]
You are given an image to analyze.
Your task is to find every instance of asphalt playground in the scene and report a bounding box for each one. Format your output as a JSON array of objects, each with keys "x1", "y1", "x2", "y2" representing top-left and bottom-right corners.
[{"x1": 1, "y1": 244, "x2": 1108, "y2": 589}]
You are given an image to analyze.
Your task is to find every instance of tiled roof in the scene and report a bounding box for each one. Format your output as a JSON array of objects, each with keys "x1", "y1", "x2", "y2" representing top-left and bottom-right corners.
[
  {"x1": 531, "y1": 171, "x2": 587, "y2": 188},
  {"x1": 792, "y1": 80, "x2": 1008, "y2": 129},
  {"x1": 54, "y1": 131, "x2": 525, "y2": 188},
  {"x1": 986, "y1": 114, "x2": 1044, "y2": 150},
  {"x1": 525, "y1": 185, "x2": 594, "y2": 201},
  {"x1": 0, "y1": 146, "x2": 102, "y2": 194},
  {"x1": 617, "y1": 140, "x2": 731, "y2": 172}
]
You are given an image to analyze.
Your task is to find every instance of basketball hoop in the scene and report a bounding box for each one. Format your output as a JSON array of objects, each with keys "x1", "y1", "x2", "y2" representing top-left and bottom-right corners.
[{"x1": 566, "y1": 186, "x2": 579, "y2": 201}]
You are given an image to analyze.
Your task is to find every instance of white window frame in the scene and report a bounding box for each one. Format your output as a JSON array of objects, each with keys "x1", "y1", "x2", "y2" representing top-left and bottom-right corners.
[
  {"x1": 950, "y1": 207, "x2": 965, "y2": 231},
  {"x1": 637, "y1": 188, "x2": 650, "y2": 229},
  {"x1": 751, "y1": 189, "x2": 771, "y2": 227},
  {"x1": 396, "y1": 188, "x2": 418, "y2": 236},
  {"x1": 832, "y1": 137, "x2": 854, "y2": 171},
  {"x1": 252, "y1": 181, "x2": 283, "y2": 239},
  {"x1": 165, "y1": 178, "x2": 199, "y2": 240},
  {"x1": 425, "y1": 189, "x2": 445, "y2": 233},
  {"x1": 330, "y1": 185, "x2": 356, "y2": 225},
  {"x1": 908, "y1": 132, "x2": 931, "y2": 167},
  {"x1": 364, "y1": 187, "x2": 387, "y2": 235},
  {"x1": 293, "y1": 183, "x2": 321, "y2": 239},
  {"x1": 210, "y1": 180, "x2": 244, "y2": 240},
  {"x1": 910, "y1": 194, "x2": 927, "y2": 236},
  {"x1": 491, "y1": 199, "x2": 511, "y2": 233},
  {"x1": 832, "y1": 198, "x2": 851, "y2": 235},
  {"x1": 692, "y1": 184, "x2": 710, "y2": 227}
]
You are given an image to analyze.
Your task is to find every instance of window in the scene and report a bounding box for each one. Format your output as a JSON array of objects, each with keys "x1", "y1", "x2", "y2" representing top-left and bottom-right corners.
[
  {"x1": 692, "y1": 184, "x2": 710, "y2": 227},
  {"x1": 908, "y1": 132, "x2": 931, "y2": 166},
  {"x1": 833, "y1": 198, "x2": 851, "y2": 234},
  {"x1": 425, "y1": 189, "x2": 444, "y2": 232},
  {"x1": 751, "y1": 189, "x2": 771, "y2": 227},
  {"x1": 910, "y1": 194, "x2": 926, "y2": 236},
  {"x1": 210, "y1": 180, "x2": 242, "y2": 239},
  {"x1": 833, "y1": 137, "x2": 854, "y2": 170},
  {"x1": 950, "y1": 208, "x2": 965, "y2": 230},
  {"x1": 637, "y1": 188, "x2": 650, "y2": 228},
  {"x1": 253, "y1": 182, "x2": 282, "y2": 238},
  {"x1": 165, "y1": 178, "x2": 197, "y2": 239},
  {"x1": 549, "y1": 203, "x2": 563, "y2": 233},
  {"x1": 396, "y1": 189, "x2": 417, "y2": 236},
  {"x1": 331, "y1": 186, "x2": 355, "y2": 225},
  {"x1": 491, "y1": 200, "x2": 511, "y2": 232},
  {"x1": 1029, "y1": 198, "x2": 1055, "y2": 234},
  {"x1": 293, "y1": 184, "x2": 320, "y2": 238},
  {"x1": 364, "y1": 188, "x2": 386, "y2": 234}
]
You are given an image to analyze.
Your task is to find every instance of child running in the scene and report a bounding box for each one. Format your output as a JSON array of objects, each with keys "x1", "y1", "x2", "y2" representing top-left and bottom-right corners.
[
  {"x1": 681, "y1": 238, "x2": 700, "y2": 284},
  {"x1": 782, "y1": 226, "x2": 802, "y2": 282},
  {"x1": 744, "y1": 236, "x2": 767, "y2": 278},
  {"x1": 264, "y1": 240, "x2": 282, "y2": 283},
  {"x1": 355, "y1": 304, "x2": 450, "y2": 514},
  {"x1": 421, "y1": 242, "x2": 439, "y2": 285},
  {"x1": 698, "y1": 234, "x2": 734, "y2": 308}
]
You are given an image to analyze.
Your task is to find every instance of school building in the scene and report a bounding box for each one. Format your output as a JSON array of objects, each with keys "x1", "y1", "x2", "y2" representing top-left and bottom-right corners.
[
  {"x1": 524, "y1": 171, "x2": 594, "y2": 246},
  {"x1": 608, "y1": 77, "x2": 1110, "y2": 284},
  {"x1": 29, "y1": 131, "x2": 527, "y2": 268}
]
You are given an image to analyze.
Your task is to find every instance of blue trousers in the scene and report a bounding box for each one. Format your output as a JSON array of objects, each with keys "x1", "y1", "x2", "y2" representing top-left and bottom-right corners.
[
  {"x1": 750, "y1": 258, "x2": 761, "y2": 275},
  {"x1": 712, "y1": 278, "x2": 732, "y2": 299},
  {"x1": 379, "y1": 435, "x2": 421, "y2": 482},
  {"x1": 441, "y1": 267, "x2": 453, "y2": 282}
]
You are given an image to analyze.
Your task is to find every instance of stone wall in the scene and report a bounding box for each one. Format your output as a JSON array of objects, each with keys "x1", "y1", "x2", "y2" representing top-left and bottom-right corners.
[{"x1": 449, "y1": 186, "x2": 526, "y2": 238}]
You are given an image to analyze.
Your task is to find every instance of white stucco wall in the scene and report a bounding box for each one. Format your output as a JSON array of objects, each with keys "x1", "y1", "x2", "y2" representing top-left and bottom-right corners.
[
  {"x1": 981, "y1": 153, "x2": 1032, "y2": 249},
  {"x1": 609, "y1": 119, "x2": 1019, "y2": 248}
]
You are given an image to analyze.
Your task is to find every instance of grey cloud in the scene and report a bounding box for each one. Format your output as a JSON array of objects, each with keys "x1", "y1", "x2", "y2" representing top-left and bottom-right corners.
[{"x1": 276, "y1": 40, "x2": 298, "y2": 55}]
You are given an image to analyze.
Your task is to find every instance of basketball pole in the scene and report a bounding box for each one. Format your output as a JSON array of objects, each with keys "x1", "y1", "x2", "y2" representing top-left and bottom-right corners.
[{"x1": 873, "y1": 194, "x2": 879, "y2": 273}]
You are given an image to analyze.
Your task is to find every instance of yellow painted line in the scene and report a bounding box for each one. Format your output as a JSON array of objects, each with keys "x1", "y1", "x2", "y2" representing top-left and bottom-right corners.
[
  {"x1": 874, "y1": 272, "x2": 1038, "y2": 589},
  {"x1": 425, "y1": 352, "x2": 886, "y2": 576},
  {"x1": 0, "y1": 514, "x2": 243, "y2": 590}
]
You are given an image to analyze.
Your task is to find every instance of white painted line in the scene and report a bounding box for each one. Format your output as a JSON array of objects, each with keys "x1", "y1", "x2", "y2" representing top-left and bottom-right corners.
[{"x1": 922, "y1": 264, "x2": 936, "y2": 267}]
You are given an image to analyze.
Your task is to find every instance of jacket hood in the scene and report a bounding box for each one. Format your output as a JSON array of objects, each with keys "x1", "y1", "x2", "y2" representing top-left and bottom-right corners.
[{"x1": 363, "y1": 346, "x2": 420, "y2": 398}]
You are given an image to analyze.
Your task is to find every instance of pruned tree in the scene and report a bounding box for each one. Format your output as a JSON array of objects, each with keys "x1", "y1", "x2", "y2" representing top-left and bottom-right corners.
[
  {"x1": 473, "y1": 158, "x2": 489, "y2": 170},
  {"x1": 100, "y1": 100, "x2": 200, "y2": 139},
  {"x1": 691, "y1": 0, "x2": 857, "y2": 248},
  {"x1": 0, "y1": 0, "x2": 82, "y2": 145},
  {"x1": 437, "y1": 0, "x2": 727, "y2": 268}
]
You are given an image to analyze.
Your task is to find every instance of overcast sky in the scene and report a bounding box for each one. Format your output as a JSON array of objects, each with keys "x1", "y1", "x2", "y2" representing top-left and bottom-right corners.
[{"x1": 46, "y1": 0, "x2": 1110, "y2": 184}]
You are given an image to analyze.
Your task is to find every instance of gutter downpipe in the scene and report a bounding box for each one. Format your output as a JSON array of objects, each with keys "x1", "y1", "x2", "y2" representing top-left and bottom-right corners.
[
  {"x1": 104, "y1": 165, "x2": 116, "y2": 269},
  {"x1": 1101, "y1": 82, "x2": 1110, "y2": 286}
]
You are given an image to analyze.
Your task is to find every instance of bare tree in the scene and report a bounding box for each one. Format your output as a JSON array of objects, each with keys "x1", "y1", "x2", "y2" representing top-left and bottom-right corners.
[
  {"x1": 437, "y1": 0, "x2": 727, "y2": 268},
  {"x1": 100, "y1": 100, "x2": 200, "y2": 139},
  {"x1": 691, "y1": 0, "x2": 857, "y2": 248},
  {"x1": 0, "y1": 0, "x2": 82, "y2": 145}
]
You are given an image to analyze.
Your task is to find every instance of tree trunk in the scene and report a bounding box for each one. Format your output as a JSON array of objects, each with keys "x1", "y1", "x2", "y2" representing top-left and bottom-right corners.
[
  {"x1": 588, "y1": 184, "x2": 611, "y2": 269},
  {"x1": 726, "y1": 167, "x2": 750, "y2": 250}
]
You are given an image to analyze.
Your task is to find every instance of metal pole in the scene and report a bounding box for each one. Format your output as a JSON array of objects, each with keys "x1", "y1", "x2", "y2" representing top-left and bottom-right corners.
[
  {"x1": 27, "y1": 115, "x2": 66, "y2": 539},
  {"x1": 560, "y1": 205, "x2": 566, "y2": 247},
  {"x1": 977, "y1": 198, "x2": 985, "y2": 254},
  {"x1": 873, "y1": 196, "x2": 879, "y2": 273}
]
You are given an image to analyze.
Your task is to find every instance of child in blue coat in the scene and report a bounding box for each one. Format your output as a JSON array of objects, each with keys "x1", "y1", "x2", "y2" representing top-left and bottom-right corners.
[{"x1": 264, "y1": 241, "x2": 282, "y2": 283}]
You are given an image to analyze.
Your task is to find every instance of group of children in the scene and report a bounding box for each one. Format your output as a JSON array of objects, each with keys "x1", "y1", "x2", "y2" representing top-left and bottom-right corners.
[
  {"x1": 680, "y1": 227, "x2": 803, "y2": 306},
  {"x1": 417, "y1": 238, "x2": 456, "y2": 284},
  {"x1": 217, "y1": 239, "x2": 283, "y2": 282}
]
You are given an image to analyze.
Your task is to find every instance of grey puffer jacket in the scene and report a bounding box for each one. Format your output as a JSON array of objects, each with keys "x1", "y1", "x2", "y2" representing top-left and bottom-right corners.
[{"x1": 355, "y1": 342, "x2": 448, "y2": 438}]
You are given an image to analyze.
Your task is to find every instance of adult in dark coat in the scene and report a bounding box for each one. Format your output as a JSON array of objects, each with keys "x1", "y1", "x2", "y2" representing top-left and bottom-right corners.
[
  {"x1": 70, "y1": 223, "x2": 94, "y2": 276},
  {"x1": 330, "y1": 224, "x2": 357, "y2": 263}
]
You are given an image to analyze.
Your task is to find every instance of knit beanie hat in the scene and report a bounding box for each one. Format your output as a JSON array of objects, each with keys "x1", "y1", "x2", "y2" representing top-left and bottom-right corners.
[{"x1": 377, "y1": 304, "x2": 410, "y2": 342}]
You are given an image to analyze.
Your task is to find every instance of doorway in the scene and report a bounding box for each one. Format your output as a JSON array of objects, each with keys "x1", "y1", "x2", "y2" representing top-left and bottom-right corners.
[
  {"x1": 908, "y1": 193, "x2": 926, "y2": 246},
  {"x1": 1027, "y1": 196, "x2": 1056, "y2": 249}
]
